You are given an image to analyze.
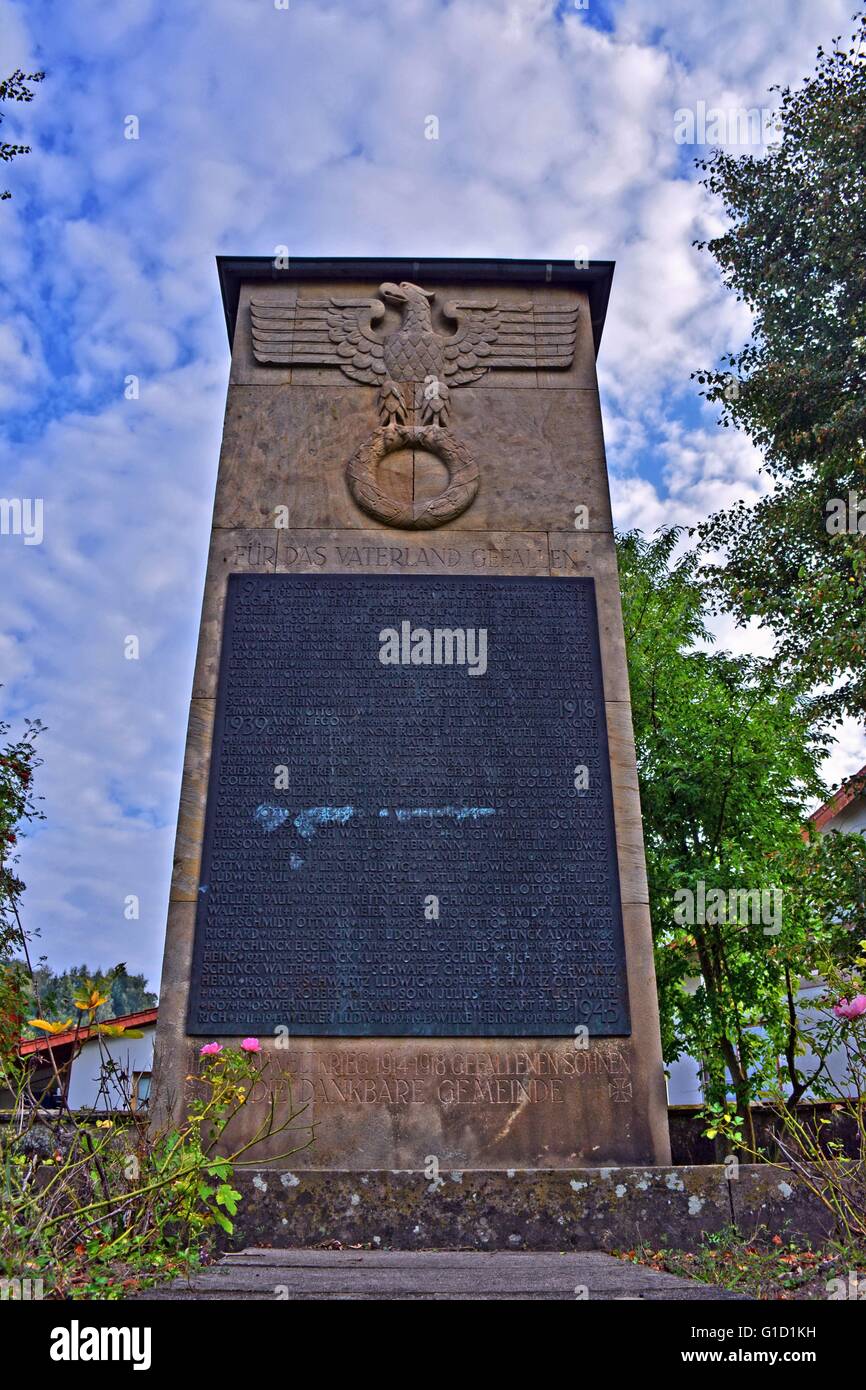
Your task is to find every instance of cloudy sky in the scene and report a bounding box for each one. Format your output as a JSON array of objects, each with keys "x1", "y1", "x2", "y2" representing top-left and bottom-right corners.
[{"x1": 1, "y1": 0, "x2": 862, "y2": 989}]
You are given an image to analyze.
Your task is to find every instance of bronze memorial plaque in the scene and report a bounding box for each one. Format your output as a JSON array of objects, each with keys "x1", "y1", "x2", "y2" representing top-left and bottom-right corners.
[{"x1": 187, "y1": 572, "x2": 629, "y2": 1037}]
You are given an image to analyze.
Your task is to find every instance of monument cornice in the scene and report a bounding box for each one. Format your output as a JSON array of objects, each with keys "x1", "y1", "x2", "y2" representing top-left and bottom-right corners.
[{"x1": 216, "y1": 255, "x2": 615, "y2": 357}]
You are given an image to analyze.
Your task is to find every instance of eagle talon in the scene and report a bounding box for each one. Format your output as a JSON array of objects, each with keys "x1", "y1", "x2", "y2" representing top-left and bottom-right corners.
[
  {"x1": 378, "y1": 379, "x2": 407, "y2": 426},
  {"x1": 421, "y1": 377, "x2": 450, "y2": 426}
]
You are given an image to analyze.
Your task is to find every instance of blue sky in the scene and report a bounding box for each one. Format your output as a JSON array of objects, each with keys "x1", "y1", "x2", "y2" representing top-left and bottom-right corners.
[{"x1": 1, "y1": 0, "x2": 863, "y2": 989}]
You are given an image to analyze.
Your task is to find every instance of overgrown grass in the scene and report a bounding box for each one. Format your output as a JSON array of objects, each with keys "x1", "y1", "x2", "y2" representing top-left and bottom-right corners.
[{"x1": 615, "y1": 1224, "x2": 866, "y2": 1300}]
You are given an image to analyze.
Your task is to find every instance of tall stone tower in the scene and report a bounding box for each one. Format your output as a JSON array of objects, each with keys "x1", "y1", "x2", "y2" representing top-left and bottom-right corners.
[{"x1": 152, "y1": 257, "x2": 671, "y2": 1176}]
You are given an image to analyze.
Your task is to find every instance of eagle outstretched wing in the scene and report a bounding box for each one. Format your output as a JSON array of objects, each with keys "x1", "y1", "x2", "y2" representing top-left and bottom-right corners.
[
  {"x1": 250, "y1": 297, "x2": 387, "y2": 384},
  {"x1": 439, "y1": 299, "x2": 579, "y2": 385}
]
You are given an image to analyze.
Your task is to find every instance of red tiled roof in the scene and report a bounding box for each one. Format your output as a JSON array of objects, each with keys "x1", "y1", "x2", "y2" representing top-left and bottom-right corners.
[
  {"x1": 19, "y1": 1007, "x2": 158, "y2": 1056},
  {"x1": 808, "y1": 763, "x2": 866, "y2": 832}
]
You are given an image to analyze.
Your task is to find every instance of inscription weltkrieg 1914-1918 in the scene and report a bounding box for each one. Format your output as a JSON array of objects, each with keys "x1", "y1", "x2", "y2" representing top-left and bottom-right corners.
[
  {"x1": 186, "y1": 573, "x2": 630, "y2": 1038},
  {"x1": 258, "y1": 1046, "x2": 634, "y2": 1108}
]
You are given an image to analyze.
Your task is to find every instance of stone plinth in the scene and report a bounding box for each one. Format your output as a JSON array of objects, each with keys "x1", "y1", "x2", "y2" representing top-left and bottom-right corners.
[{"x1": 209, "y1": 1166, "x2": 832, "y2": 1254}]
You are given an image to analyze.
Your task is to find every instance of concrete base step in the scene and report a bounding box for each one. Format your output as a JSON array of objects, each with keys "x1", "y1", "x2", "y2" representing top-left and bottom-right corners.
[
  {"x1": 138, "y1": 1247, "x2": 749, "y2": 1301},
  {"x1": 215, "y1": 1166, "x2": 831, "y2": 1252}
]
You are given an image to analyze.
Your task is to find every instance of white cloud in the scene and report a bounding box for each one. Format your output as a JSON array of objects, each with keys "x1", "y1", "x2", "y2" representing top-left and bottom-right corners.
[
  {"x1": 610, "y1": 416, "x2": 768, "y2": 536},
  {"x1": 0, "y1": 314, "x2": 46, "y2": 407},
  {"x1": 820, "y1": 717, "x2": 866, "y2": 800}
]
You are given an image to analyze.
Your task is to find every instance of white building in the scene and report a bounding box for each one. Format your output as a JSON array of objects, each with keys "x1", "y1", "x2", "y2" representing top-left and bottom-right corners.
[
  {"x1": 666, "y1": 762, "x2": 866, "y2": 1105},
  {"x1": 19, "y1": 1008, "x2": 157, "y2": 1112}
]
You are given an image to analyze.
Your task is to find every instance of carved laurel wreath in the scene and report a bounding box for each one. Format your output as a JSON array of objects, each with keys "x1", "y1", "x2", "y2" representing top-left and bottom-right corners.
[{"x1": 345, "y1": 425, "x2": 479, "y2": 530}]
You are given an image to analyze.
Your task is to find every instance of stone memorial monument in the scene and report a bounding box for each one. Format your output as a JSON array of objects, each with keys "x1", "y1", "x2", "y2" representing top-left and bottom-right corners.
[{"x1": 153, "y1": 257, "x2": 671, "y2": 1180}]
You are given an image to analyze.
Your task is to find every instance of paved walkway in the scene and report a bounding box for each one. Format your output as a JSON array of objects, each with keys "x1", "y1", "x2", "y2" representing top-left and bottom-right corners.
[{"x1": 139, "y1": 1248, "x2": 749, "y2": 1300}]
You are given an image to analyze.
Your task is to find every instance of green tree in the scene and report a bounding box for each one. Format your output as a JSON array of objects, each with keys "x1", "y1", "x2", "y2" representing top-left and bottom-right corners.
[
  {"x1": 693, "y1": 14, "x2": 866, "y2": 722},
  {"x1": 26, "y1": 962, "x2": 157, "y2": 1027},
  {"x1": 619, "y1": 529, "x2": 866, "y2": 1146},
  {"x1": 0, "y1": 68, "x2": 45, "y2": 200},
  {"x1": 0, "y1": 704, "x2": 45, "y2": 1055}
]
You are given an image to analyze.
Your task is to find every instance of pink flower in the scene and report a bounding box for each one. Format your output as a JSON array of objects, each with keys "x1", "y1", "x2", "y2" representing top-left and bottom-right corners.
[
  {"x1": 833, "y1": 995, "x2": 866, "y2": 1021},
  {"x1": 199, "y1": 1041, "x2": 223, "y2": 1055},
  {"x1": 240, "y1": 1037, "x2": 261, "y2": 1053}
]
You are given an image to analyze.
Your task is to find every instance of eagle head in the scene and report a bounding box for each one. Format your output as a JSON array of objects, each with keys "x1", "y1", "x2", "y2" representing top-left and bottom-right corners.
[{"x1": 379, "y1": 281, "x2": 435, "y2": 308}]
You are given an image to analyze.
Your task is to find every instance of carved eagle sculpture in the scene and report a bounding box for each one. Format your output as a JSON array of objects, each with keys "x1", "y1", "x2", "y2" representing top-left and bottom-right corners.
[{"x1": 250, "y1": 281, "x2": 579, "y2": 426}]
